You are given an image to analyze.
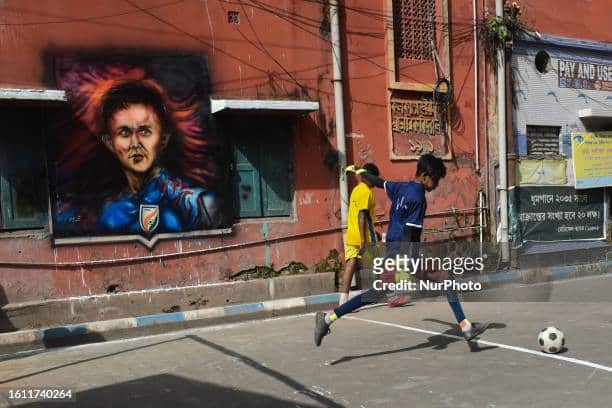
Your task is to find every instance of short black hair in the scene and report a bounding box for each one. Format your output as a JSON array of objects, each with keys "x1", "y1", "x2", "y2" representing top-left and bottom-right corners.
[
  {"x1": 361, "y1": 163, "x2": 380, "y2": 176},
  {"x1": 101, "y1": 81, "x2": 169, "y2": 136},
  {"x1": 416, "y1": 154, "x2": 446, "y2": 180}
]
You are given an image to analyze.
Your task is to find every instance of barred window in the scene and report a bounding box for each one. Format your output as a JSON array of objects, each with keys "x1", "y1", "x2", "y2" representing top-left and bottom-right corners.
[
  {"x1": 526, "y1": 126, "x2": 561, "y2": 156},
  {"x1": 393, "y1": 0, "x2": 435, "y2": 60}
]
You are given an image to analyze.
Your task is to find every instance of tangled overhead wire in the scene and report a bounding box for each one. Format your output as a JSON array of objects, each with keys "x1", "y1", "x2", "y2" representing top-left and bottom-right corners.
[
  {"x1": 431, "y1": 41, "x2": 453, "y2": 130},
  {"x1": 433, "y1": 77, "x2": 453, "y2": 106}
]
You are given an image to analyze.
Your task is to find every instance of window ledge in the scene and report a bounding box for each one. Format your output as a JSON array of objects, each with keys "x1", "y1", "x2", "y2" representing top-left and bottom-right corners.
[
  {"x1": 54, "y1": 228, "x2": 233, "y2": 249},
  {"x1": 0, "y1": 88, "x2": 67, "y2": 102},
  {"x1": 0, "y1": 229, "x2": 49, "y2": 240},
  {"x1": 211, "y1": 98, "x2": 319, "y2": 114},
  {"x1": 389, "y1": 81, "x2": 437, "y2": 93},
  {"x1": 516, "y1": 155, "x2": 567, "y2": 160},
  {"x1": 235, "y1": 216, "x2": 296, "y2": 225}
]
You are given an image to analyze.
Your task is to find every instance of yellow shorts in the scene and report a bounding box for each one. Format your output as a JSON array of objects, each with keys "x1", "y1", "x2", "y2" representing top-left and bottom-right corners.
[{"x1": 344, "y1": 244, "x2": 361, "y2": 261}]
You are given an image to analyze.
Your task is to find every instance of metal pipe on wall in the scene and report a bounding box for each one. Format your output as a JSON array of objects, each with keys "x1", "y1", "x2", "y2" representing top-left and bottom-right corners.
[
  {"x1": 496, "y1": 0, "x2": 510, "y2": 261},
  {"x1": 479, "y1": 190, "x2": 485, "y2": 257},
  {"x1": 473, "y1": 0, "x2": 480, "y2": 173},
  {"x1": 483, "y1": 0, "x2": 492, "y2": 243},
  {"x1": 329, "y1": 0, "x2": 349, "y2": 227}
]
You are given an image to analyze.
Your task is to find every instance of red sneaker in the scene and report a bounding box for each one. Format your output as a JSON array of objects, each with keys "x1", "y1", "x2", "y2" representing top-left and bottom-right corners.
[{"x1": 386, "y1": 293, "x2": 410, "y2": 308}]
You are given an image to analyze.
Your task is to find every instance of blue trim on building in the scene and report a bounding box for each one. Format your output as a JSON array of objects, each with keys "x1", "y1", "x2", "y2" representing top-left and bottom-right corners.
[
  {"x1": 518, "y1": 32, "x2": 612, "y2": 54},
  {"x1": 515, "y1": 132, "x2": 528, "y2": 156},
  {"x1": 514, "y1": 46, "x2": 612, "y2": 66}
]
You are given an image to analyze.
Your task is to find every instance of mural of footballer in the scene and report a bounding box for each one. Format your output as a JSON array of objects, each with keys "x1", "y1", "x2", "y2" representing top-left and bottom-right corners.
[
  {"x1": 52, "y1": 56, "x2": 227, "y2": 238},
  {"x1": 96, "y1": 81, "x2": 219, "y2": 234}
]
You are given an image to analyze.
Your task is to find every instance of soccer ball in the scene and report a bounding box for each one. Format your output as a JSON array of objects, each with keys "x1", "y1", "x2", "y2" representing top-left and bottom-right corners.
[{"x1": 538, "y1": 327, "x2": 565, "y2": 354}]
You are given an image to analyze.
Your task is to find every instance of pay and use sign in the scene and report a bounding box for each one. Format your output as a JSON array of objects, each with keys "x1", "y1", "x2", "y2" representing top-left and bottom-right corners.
[{"x1": 558, "y1": 59, "x2": 612, "y2": 90}]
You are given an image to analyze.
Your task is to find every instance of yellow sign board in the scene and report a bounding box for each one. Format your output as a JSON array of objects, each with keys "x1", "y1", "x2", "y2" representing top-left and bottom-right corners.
[{"x1": 571, "y1": 132, "x2": 612, "y2": 189}]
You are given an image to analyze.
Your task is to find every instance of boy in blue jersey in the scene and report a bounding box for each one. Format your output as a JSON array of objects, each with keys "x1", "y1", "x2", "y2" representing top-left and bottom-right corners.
[{"x1": 314, "y1": 154, "x2": 486, "y2": 346}]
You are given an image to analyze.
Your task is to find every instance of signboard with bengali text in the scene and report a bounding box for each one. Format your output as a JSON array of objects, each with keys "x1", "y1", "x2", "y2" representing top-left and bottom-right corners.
[
  {"x1": 389, "y1": 96, "x2": 451, "y2": 160},
  {"x1": 509, "y1": 186, "x2": 605, "y2": 243},
  {"x1": 571, "y1": 132, "x2": 612, "y2": 189}
]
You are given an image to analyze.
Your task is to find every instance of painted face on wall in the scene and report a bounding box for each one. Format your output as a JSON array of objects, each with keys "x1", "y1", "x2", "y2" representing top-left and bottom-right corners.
[{"x1": 106, "y1": 103, "x2": 169, "y2": 175}]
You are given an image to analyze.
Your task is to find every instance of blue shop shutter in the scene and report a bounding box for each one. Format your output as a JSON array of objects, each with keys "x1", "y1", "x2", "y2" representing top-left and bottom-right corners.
[
  {"x1": 234, "y1": 139, "x2": 262, "y2": 218},
  {"x1": 261, "y1": 141, "x2": 291, "y2": 217}
]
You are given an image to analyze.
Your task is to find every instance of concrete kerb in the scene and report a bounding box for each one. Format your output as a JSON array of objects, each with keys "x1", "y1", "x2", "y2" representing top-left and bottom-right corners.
[
  {"x1": 405, "y1": 259, "x2": 612, "y2": 301},
  {"x1": 0, "y1": 293, "x2": 340, "y2": 354},
  {"x1": 0, "y1": 260, "x2": 610, "y2": 354},
  {"x1": 2, "y1": 272, "x2": 336, "y2": 330},
  {"x1": 469, "y1": 259, "x2": 612, "y2": 286}
]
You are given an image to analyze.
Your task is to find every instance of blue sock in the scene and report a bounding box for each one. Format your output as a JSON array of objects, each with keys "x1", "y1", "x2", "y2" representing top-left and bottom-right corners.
[
  {"x1": 334, "y1": 289, "x2": 381, "y2": 318},
  {"x1": 446, "y1": 289, "x2": 466, "y2": 324}
]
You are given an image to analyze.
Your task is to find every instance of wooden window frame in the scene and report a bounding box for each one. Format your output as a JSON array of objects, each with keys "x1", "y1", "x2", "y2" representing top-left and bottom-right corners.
[
  {"x1": 0, "y1": 108, "x2": 50, "y2": 232},
  {"x1": 386, "y1": 0, "x2": 453, "y2": 161},
  {"x1": 232, "y1": 120, "x2": 294, "y2": 220},
  {"x1": 386, "y1": 0, "x2": 450, "y2": 91}
]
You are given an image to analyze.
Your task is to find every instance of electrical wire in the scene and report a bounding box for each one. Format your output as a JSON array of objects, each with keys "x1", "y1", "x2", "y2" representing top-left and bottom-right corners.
[{"x1": 0, "y1": 0, "x2": 185, "y2": 26}]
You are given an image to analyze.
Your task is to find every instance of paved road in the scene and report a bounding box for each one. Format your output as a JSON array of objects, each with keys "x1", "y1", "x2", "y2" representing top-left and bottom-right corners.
[{"x1": 1, "y1": 274, "x2": 612, "y2": 407}]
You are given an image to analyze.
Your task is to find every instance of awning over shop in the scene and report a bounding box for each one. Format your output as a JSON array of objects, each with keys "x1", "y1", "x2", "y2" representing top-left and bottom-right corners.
[
  {"x1": 0, "y1": 88, "x2": 67, "y2": 102},
  {"x1": 579, "y1": 108, "x2": 612, "y2": 131},
  {"x1": 210, "y1": 98, "x2": 319, "y2": 114}
]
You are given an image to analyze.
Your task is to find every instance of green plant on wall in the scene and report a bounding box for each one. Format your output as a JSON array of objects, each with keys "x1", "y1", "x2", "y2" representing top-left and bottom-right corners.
[
  {"x1": 314, "y1": 249, "x2": 343, "y2": 290},
  {"x1": 481, "y1": 1, "x2": 530, "y2": 61}
]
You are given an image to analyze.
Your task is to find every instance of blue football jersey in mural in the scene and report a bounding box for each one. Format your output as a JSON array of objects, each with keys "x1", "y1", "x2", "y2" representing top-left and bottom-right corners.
[{"x1": 96, "y1": 168, "x2": 217, "y2": 234}]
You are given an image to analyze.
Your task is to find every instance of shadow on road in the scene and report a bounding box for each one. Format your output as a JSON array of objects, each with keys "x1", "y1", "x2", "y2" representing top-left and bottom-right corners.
[
  {"x1": 187, "y1": 335, "x2": 343, "y2": 408},
  {"x1": 0, "y1": 286, "x2": 16, "y2": 334},
  {"x1": 0, "y1": 337, "x2": 187, "y2": 384},
  {"x1": 16, "y1": 374, "x2": 321, "y2": 408},
  {"x1": 330, "y1": 319, "x2": 506, "y2": 365}
]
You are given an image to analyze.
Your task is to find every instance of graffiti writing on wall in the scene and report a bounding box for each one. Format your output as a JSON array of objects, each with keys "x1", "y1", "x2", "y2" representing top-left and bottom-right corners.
[
  {"x1": 389, "y1": 96, "x2": 451, "y2": 160},
  {"x1": 51, "y1": 55, "x2": 231, "y2": 247}
]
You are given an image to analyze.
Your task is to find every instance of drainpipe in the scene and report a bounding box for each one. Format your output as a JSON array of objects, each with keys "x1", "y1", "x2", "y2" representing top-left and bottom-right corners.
[
  {"x1": 473, "y1": 0, "x2": 483, "y2": 258},
  {"x1": 479, "y1": 190, "x2": 485, "y2": 259},
  {"x1": 330, "y1": 0, "x2": 349, "y2": 227},
  {"x1": 496, "y1": 0, "x2": 510, "y2": 261},
  {"x1": 473, "y1": 0, "x2": 480, "y2": 173}
]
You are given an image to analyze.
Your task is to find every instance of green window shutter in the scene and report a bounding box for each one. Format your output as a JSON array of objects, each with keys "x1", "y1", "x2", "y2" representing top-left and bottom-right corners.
[
  {"x1": 261, "y1": 141, "x2": 291, "y2": 217},
  {"x1": 0, "y1": 109, "x2": 47, "y2": 230},
  {"x1": 234, "y1": 139, "x2": 262, "y2": 218}
]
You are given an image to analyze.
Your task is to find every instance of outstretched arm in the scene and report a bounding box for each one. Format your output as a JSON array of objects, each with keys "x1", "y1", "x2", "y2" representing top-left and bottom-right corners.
[
  {"x1": 345, "y1": 164, "x2": 385, "y2": 188},
  {"x1": 360, "y1": 172, "x2": 385, "y2": 189}
]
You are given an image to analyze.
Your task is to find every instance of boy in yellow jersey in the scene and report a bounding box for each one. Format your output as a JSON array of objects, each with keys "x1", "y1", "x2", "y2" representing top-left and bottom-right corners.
[
  {"x1": 340, "y1": 163, "x2": 379, "y2": 306},
  {"x1": 341, "y1": 163, "x2": 410, "y2": 307},
  {"x1": 339, "y1": 163, "x2": 380, "y2": 305}
]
